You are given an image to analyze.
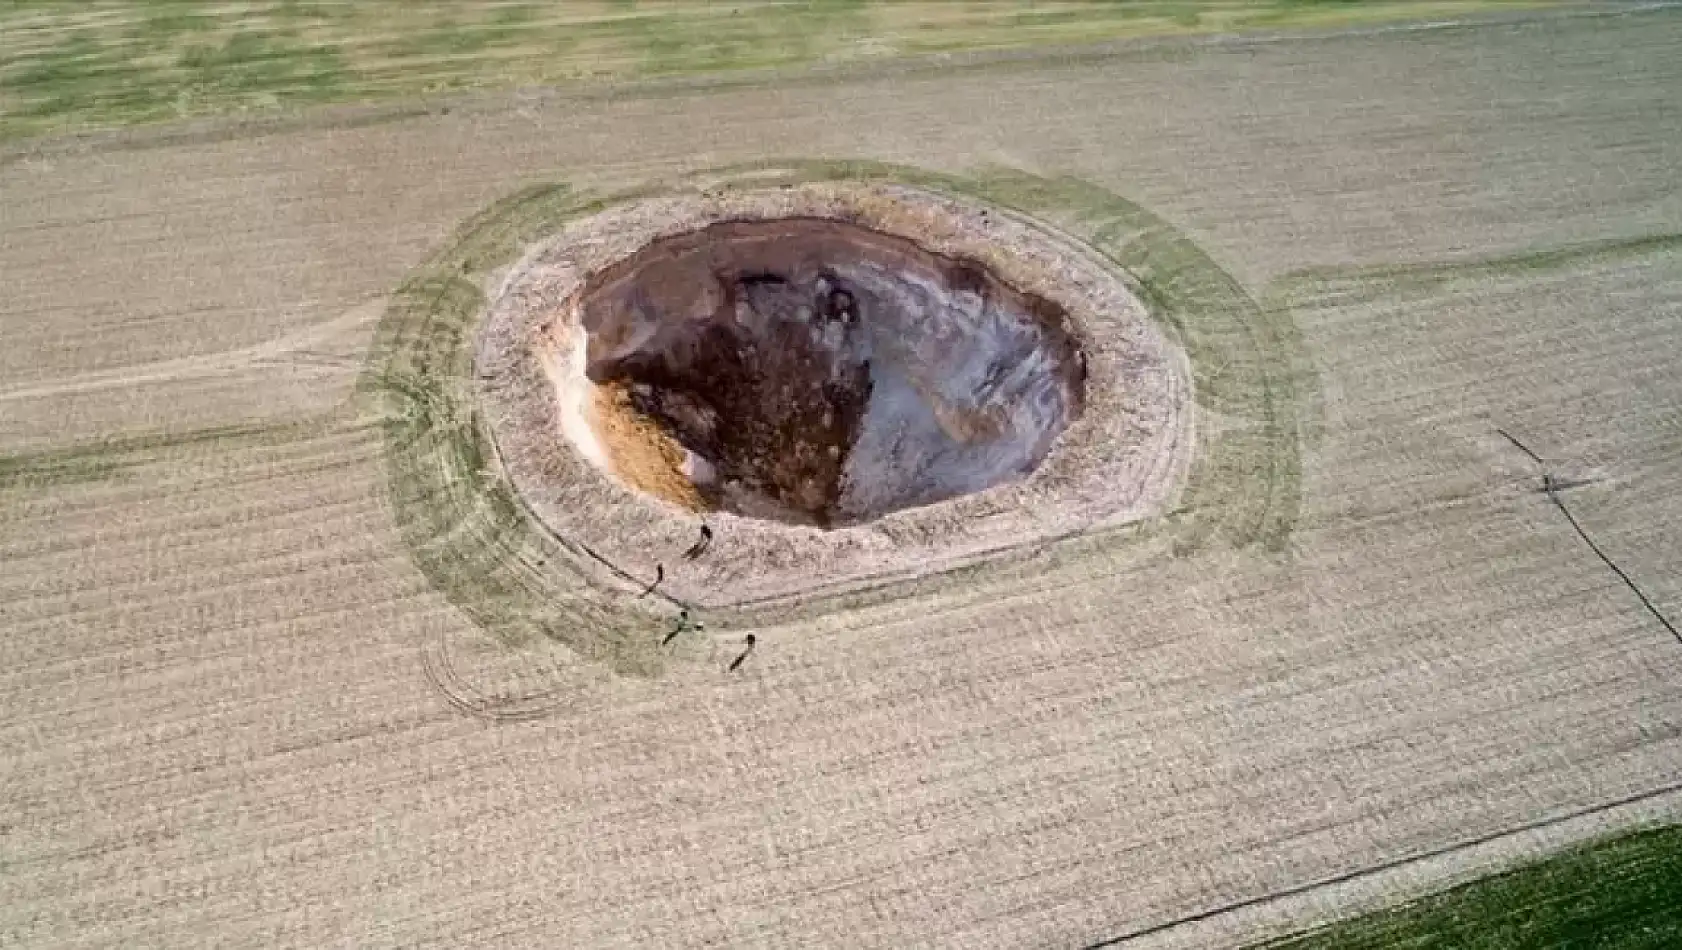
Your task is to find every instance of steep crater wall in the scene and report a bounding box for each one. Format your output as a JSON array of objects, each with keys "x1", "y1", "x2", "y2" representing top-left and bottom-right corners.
[
  {"x1": 473, "y1": 181, "x2": 1191, "y2": 607},
  {"x1": 574, "y1": 218, "x2": 1086, "y2": 527}
]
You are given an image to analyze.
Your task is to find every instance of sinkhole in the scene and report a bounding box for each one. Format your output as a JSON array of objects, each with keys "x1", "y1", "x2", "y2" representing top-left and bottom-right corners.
[{"x1": 565, "y1": 217, "x2": 1088, "y2": 528}]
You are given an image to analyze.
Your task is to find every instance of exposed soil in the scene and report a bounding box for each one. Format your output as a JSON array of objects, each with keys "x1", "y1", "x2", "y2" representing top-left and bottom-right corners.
[
  {"x1": 12, "y1": 19, "x2": 1682, "y2": 950},
  {"x1": 574, "y1": 218, "x2": 1085, "y2": 527},
  {"x1": 476, "y1": 181, "x2": 1191, "y2": 607}
]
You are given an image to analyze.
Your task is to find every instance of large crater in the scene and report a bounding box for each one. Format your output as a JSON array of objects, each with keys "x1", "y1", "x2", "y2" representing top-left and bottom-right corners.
[
  {"x1": 572, "y1": 218, "x2": 1086, "y2": 528},
  {"x1": 475, "y1": 180, "x2": 1190, "y2": 608}
]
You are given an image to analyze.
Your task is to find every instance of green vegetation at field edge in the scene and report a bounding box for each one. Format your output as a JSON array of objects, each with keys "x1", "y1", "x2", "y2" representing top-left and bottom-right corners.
[
  {"x1": 0, "y1": 1, "x2": 1555, "y2": 142},
  {"x1": 1253, "y1": 823, "x2": 1682, "y2": 950}
]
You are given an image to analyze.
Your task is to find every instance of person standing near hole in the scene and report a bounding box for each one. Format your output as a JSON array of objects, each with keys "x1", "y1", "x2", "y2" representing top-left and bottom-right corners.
[
  {"x1": 728, "y1": 634, "x2": 756, "y2": 672},
  {"x1": 663, "y1": 609, "x2": 704, "y2": 645},
  {"x1": 682, "y1": 524, "x2": 713, "y2": 560}
]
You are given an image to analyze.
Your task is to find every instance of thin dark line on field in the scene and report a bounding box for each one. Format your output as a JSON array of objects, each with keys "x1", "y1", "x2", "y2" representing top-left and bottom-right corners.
[
  {"x1": 471, "y1": 407, "x2": 689, "y2": 613},
  {"x1": 1498, "y1": 428, "x2": 1681, "y2": 646},
  {"x1": 0, "y1": 413, "x2": 360, "y2": 491},
  {"x1": 707, "y1": 522, "x2": 1103, "y2": 613},
  {"x1": 1495, "y1": 427, "x2": 1544, "y2": 465},
  {"x1": 1083, "y1": 779, "x2": 1682, "y2": 949},
  {"x1": 0, "y1": 417, "x2": 316, "y2": 467},
  {"x1": 420, "y1": 625, "x2": 570, "y2": 723},
  {"x1": 1546, "y1": 481, "x2": 1682, "y2": 644},
  {"x1": 1270, "y1": 231, "x2": 1682, "y2": 305}
]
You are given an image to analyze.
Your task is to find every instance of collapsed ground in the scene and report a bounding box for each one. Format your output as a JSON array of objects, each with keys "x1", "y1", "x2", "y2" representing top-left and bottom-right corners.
[{"x1": 575, "y1": 218, "x2": 1085, "y2": 527}]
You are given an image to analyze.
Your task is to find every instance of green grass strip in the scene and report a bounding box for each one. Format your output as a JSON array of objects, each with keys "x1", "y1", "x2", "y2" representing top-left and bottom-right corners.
[
  {"x1": 1256, "y1": 824, "x2": 1682, "y2": 950},
  {"x1": 1, "y1": 1, "x2": 1556, "y2": 143}
]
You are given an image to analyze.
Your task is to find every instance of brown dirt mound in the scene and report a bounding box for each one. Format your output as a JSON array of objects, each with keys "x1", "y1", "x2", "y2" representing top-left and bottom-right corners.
[{"x1": 588, "y1": 379, "x2": 707, "y2": 513}]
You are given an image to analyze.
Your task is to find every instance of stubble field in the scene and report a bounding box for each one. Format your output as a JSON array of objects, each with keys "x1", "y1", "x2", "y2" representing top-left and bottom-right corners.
[{"x1": 3, "y1": 5, "x2": 1681, "y2": 948}]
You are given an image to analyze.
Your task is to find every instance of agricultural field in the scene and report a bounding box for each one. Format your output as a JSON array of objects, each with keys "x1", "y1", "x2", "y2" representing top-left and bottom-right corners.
[
  {"x1": 0, "y1": 1, "x2": 1558, "y2": 141},
  {"x1": 1257, "y1": 824, "x2": 1682, "y2": 949},
  {"x1": 3, "y1": 3, "x2": 1680, "y2": 949}
]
